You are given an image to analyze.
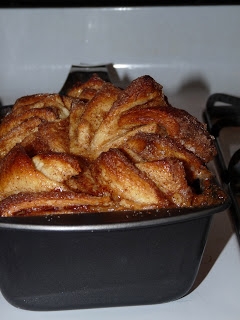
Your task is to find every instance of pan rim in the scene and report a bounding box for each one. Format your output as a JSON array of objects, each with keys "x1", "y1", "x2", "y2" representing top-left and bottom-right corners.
[{"x1": 0, "y1": 199, "x2": 230, "y2": 232}]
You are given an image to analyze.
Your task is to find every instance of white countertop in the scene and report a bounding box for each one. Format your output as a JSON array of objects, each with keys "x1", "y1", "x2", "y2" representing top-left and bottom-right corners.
[{"x1": 0, "y1": 5, "x2": 240, "y2": 319}]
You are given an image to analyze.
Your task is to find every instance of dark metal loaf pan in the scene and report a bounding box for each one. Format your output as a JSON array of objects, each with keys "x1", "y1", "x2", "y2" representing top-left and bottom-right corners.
[{"x1": 0, "y1": 202, "x2": 229, "y2": 311}]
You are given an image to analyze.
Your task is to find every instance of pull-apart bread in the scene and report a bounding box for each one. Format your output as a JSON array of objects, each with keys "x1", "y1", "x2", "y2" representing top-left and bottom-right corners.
[{"x1": 0, "y1": 75, "x2": 227, "y2": 217}]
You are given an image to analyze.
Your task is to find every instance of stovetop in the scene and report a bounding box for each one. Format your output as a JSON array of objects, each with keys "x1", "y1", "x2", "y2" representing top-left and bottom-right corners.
[
  {"x1": 204, "y1": 94, "x2": 240, "y2": 240},
  {"x1": 0, "y1": 4, "x2": 240, "y2": 320}
]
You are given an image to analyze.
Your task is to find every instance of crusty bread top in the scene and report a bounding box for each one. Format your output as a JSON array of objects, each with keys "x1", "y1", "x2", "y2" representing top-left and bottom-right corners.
[{"x1": 0, "y1": 75, "x2": 226, "y2": 217}]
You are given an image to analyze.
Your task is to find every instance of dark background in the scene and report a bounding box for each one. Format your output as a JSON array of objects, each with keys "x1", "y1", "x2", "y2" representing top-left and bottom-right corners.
[{"x1": 1, "y1": 1, "x2": 240, "y2": 8}]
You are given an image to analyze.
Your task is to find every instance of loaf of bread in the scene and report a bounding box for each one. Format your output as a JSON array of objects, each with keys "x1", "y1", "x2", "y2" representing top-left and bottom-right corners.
[{"x1": 0, "y1": 75, "x2": 226, "y2": 216}]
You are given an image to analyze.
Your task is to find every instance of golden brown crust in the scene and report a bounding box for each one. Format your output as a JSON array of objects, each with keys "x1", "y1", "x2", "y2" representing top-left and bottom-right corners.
[
  {"x1": 0, "y1": 117, "x2": 43, "y2": 159},
  {"x1": 118, "y1": 105, "x2": 216, "y2": 163},
  {"x1": 75, "y1": 83, "x2": 121, "y2": 158},
  {"x1": 91, "y1": 148, "x2": 170, "y2": 208},
  {"x1": 22, "y1": 119, "x2": 70, "y2": 155},
  {"x1": 0, "y1": 74, "x2": 227, "y2": 217},
  {"x1": 0, "y1": 191, "x2": 113, "y2": 217},
  {"x1": 0, "y1": 107, "x2": 58, "y2": 138},
  {"x1": 136, "y1": 159, "x2": 193, "y2": 207},
  {"x1": 0, "y1": 145, "x2": 69, "y2": 199},
  {"x1": 90, "y1": 76, "x2": 168, "y2": 158},
  {"x1": 32, "y1": 152, "x2": 81, "y2": 182},
  {"x1": 121, "y1": 132, "x2": 212, "y2": 182},
  {"x1": 66, "y1": 74, "x2": 106, "y2": 100},
  {"x1": 12, "y1": 93, "x2": 70, "y2": 119}
]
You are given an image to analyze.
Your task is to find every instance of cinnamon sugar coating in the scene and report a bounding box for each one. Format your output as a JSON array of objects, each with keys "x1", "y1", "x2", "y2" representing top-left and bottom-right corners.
[{"x1": 0, "y1": 74, "x2": 226, "y2": 217}]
